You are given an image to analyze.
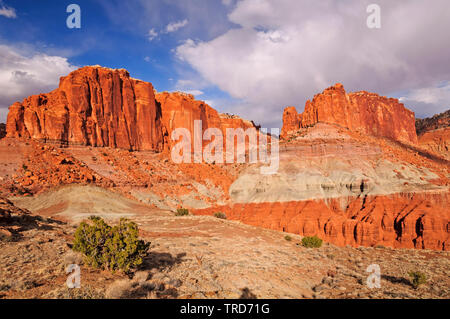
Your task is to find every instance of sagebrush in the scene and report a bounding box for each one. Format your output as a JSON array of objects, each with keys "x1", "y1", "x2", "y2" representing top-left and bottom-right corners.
[
  {"x1": 72, "y1": 216, "x2": 149, "y2": 272},
  {"x1": 408, "y1": 271, "x2": 427, "y2": 289},
  {"x1": 175, "y1": 208, "x2": 189, "y2": 216},
  {"x1": 301, "y1": 236, "x2": 323, "y2": 248},
  {"x1": 214, "y1": 212, "x2": 227, "y2": 219}
]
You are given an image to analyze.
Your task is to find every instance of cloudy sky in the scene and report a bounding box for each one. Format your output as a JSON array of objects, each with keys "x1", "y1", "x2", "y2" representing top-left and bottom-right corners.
[{"x1": 0, "y1": 0, "x2": 449, "y2": 128}]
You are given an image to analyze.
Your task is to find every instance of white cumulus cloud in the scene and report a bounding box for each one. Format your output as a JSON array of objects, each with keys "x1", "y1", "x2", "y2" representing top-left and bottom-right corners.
[
  {"x1": 165, "y1": 19, "x2": 188, "y2": 33},
  {"x1": 184, "y1": 89, "x2": 204, "y2": 96},
  {"x1": 398, "y1": 82, "x2": 450, "y2": 118},
  {"x1": 176, "y1": 0, "x2": 450, "y2": 128},
  {"x1": 0, "y1": 3, "x2": 16, "y2": 18},
  {"x1": 148, "y1": 28, "x2": 158, "y2": 41}
]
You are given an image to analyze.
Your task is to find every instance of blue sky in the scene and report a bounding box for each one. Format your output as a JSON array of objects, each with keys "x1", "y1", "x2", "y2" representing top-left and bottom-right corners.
[
  {"x1": 1, "y1": 0, "x2": 450, "y2": 128},
  {"x1": 0, "y1": 0, "x2": 234, "y2": 94}
]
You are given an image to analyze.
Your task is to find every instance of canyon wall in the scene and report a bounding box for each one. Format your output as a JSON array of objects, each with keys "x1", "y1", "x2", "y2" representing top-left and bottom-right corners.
[{"x1": 281, "y1": 83, "x2": 418, "y2": 145}]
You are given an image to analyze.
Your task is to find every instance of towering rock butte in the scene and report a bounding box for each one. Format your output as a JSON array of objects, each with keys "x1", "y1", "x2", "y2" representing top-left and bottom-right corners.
[
  {"x1": 281, "y1": 83, "x2": 418, "y2": 145},
  {"x1": 6, "y1": 66, "x2": 256, "y2": 151},
  {"x1": 7, "y1": 66, "x2": 164, "y2": 151}
]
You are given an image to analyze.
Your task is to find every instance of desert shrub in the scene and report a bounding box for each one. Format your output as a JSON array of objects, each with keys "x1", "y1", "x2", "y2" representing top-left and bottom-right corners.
[
  {"x1": 105, "y1": 278, "x2": 157, "y2": 299},
  {"x1": 175, "y1": 208, "x2": 189, "y2": 216},
  {"x1": 408, "y1": 271, "x2": 427, "y2": 289},
  {"x1": 301, "y1": 236, "x2": 323, "y2": 248},
  {"x1": 105, "y1": 279, "x2": 136, "y2": 299},
  {"x1": 72, "y1": 216, "x2": 149, "y2": 272},
  {"x1": 214, "y1": 212, "x2": 227, "y2": 219},
  {"x1": 284, "y1": 235, "x2": 292, "y2": 241}
]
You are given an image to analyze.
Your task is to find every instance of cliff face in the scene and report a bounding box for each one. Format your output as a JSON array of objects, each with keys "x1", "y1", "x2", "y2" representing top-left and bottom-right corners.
[
  {"x1": 155, "y1": 91, "x2": 257, "y2": 150},
  {"x1": 6, "y1": 66, "x2": 164, "y2": 151},
  {"x1": 281, "y1": 84, "x2": 418, "y2": 144},
  {"x1": 193, "y1": 192, "x2": 450, "y2": 251},
  {"x1": 6, "y1": 66, "x2": 257, "y2": 152}
]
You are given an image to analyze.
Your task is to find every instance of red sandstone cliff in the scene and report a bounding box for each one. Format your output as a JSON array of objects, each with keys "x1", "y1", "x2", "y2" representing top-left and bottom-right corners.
[
  {"x1": 194, "y1": 192, "x2": 450, "y2": 251},
  {"x1": 155, "y1": 91, "x2": 258, "y2": 151},
  {"x1": 6, "y1": 66, "x2": 257, "y2": 152},
  {"x1": 7, "y1": 66, "x2": 164, "y2": 151},
  {"x1": 281, "y1": 84, "x2": 418, "y2": 144}
]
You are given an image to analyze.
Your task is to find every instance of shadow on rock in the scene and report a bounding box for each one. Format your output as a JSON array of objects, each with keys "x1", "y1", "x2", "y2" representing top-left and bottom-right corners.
[
  {"x1": 141, "y1": 251, "x2": 186, "y2": 272},
  {"x1": 381, "y1": 274, "x2": 412, "y2": 287},
  {"x1": 0, "y1": 214, "x2": 65, "y2": 242}
]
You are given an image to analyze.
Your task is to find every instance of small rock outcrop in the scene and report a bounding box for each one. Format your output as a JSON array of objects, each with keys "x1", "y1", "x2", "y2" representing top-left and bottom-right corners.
[
  {"x1": 416, "y1": 109, "x2": 450, "y2": 135},
  {"x1": 0, "y1": 123, "x2": 5, "y2": 139},
  {"x1": 416, "y1": 110, "x2": 450, "y2": 160},
  {"x1": 281, "y1": 83, "x2": 418, "y2": 145}
]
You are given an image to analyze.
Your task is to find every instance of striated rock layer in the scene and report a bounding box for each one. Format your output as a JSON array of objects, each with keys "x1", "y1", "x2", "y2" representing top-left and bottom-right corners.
[
  {"x1": 281, "y1": 83, "x2": 418, "y2": 145},
  {"x1": 194, "y1": 122, "x2": 449, "y2": 251},
  {"x1": 194, "y1": 192, "x2": 450, "y2": 251}
]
